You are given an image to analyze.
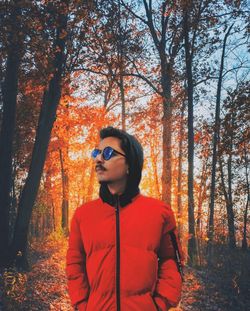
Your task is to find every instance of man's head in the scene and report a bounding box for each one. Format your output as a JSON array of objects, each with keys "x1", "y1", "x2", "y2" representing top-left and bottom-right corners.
[{"x1": 92, "y1": 127, "x2": 144, "y2": 193}]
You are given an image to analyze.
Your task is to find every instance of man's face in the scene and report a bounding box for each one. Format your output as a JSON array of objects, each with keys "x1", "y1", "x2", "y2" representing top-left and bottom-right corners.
[{"x1": 94, "y1": 136, "x2": 129, "y2": 185}]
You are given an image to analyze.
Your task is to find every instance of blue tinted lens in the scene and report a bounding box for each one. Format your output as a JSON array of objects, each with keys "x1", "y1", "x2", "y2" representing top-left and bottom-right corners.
[
  {"x1": 103, "y1": 147, "x2": 114, "y2": 160},
  {"x1": 91, "y1": 149, "x2": 100, "y2": 158}
]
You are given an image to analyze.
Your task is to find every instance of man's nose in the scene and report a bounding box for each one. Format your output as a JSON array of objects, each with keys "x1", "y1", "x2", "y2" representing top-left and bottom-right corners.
[{"x1": 95, "y1": 152, "x2": 104, "y2": 163}]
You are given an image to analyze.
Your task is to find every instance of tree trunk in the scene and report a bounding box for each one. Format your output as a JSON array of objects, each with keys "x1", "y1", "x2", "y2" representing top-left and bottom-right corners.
[
  {"x1": 59, "y1": 148, "x2": 69, "y2": 236},
  {"x1": 207, "y1": 24, "x2": 233, "y2": 264},
  {"x1": 142, "y1": 2, "x2": 173, "y2": 205},
  {"x1": 226, "y1": 116, "x2": 236, "y2": 248},
  {"x1": 196, "y1": 161, "x2": 208, "y2": 238},
  {"x1": 52, "y1": 201, "x2": 56, "y2": 232},
  {"x1": 44, "y1": 166, "x2": 54, "y2": 234},
  {"x1": 242, "y1": 139, "x2": 249, "y2": 250},
  {"x1": 127, "y1": 1, "x2": 182, "y2": 205},
  {"x1": 118, "y1": 0, "x2": 126, "y2": 131},
  {"x1": 161, "y1": 64, "x2": 172, "y2": 205},
  {"x1": 219, "y1": 156, "x2": 236, "y2": 248},
  {"x1": 0, "y1": 2, "x2": 23, "y2": 267},
  {"x1": 242, "y1": 196, "x2": 249, "y2": 250},
  {"x1": 150, "y1": 139, "x2": 160, "y2": 199},
  {"x1": 183, "y1": 7, "x2": 198, "y2": 266},
  {"x1": 177, "y1": 100, "x2": 185, "y2": 240},
  {"x1": 119, "y1": 75, "x2": 126, "y2": 131},
  {"x1": 9, "y1": 1, "x2": 69, "y2": 269},
  {"x1": 196, "y1": 160, "x2": 208, "y2": 265}
]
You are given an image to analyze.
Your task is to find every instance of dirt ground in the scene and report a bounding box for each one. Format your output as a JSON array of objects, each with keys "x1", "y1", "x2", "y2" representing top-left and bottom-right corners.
[{"x1": 1, "y1": 237, "x2": 249, "y2": 311}]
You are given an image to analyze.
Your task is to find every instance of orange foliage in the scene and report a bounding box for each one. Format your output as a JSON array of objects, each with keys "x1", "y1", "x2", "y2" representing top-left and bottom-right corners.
[{"x1": 43, "y1": 93, "x2": 118, "y2": 228}]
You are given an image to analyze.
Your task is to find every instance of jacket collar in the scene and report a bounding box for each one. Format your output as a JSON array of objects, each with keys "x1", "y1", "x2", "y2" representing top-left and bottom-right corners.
[{"x1": 99, "y1": 183, "x2": 140, "y2": 207}]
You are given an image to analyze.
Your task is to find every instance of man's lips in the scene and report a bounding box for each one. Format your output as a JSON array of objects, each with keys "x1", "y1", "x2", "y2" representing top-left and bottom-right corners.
[{"x1": 95, "y1": 166, "x2": 106, "y2": 172}]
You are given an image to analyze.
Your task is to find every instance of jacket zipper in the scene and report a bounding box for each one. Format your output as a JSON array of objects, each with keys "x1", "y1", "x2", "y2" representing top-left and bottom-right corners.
[
  {"x1": 152, "y1": 296, "x2": 159, "y2": 311},
  {"x1": 115, "y1": 195, "x2": 121, "y2": 311}
]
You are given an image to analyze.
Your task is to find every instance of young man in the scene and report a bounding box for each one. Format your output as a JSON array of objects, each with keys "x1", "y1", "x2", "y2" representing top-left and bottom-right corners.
[{"x1": 66, "y1": 127, "x2": 184, "y2": 311}]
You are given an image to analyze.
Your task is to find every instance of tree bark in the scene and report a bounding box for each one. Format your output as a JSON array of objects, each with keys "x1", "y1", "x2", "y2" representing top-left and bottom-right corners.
[
  {"x1": 177, "y1": 100, "x2": 185, "y2": 240},
  {"x1": 10, "y1": 1, "x2": 69, "y2": 269},
  {"x1": 44, "y1": 166, "x2": 54, "y2": 234},
  {"x1": 119, "y1": 74, "x2": 126, "y2": 131},
  {"x1": 52, "y1": 201, "x2": 56, "y2": 232},
  {"x1": 196, "y1": 160, "x2": 208, "y2": 265},
  {"x1": 59, "y1": 148, "x2": 69, "y2": 236},
  {"x1": 219, "y1": 156, "x2": 236, "y2": 248},
  {"x1": 161, "y1": 65, "x2": 172, "y2": 205},
  {"x1": 183, "y1": 5, "x2": 198, "y2": 266},
  {"x1": 0, "y1": 2, "x2": 23, "y2": 267},
  {"x1": 150, "y1": 138, "x2": 160, "y2": 199},
  {"x1": 142, "y1": 1, "x2": 180, "y2": 205},
  {"x1": 207, "y1": 24, "x2": 233, "y2": 264},
  {"x1": 242, "y1": 139, "x2": 249, "y2": 250},
  {"x1": 118, "y1": 0, "x2": 126, "y2": 130},
  {"x1": 226, "y1": 116, "x2": 236, "y2": 248},
  {"x1": 120, "y1": 1, "x2": 183, "y2": 205}
]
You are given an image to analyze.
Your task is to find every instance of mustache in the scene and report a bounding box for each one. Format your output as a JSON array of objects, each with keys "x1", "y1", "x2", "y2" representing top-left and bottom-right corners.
[{"x1": 95, "y1": 164, "x2": 106, "y2": 171}]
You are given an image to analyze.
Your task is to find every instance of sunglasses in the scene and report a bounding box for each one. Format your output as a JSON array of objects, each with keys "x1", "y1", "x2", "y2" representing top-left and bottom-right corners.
[{"x1": 91, "y1": 146, "x2": 126, "y2": 161}]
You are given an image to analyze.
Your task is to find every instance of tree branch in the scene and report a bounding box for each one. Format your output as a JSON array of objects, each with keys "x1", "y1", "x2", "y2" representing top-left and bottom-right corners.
[
  {"x1": 120, "y1": 0, "x2": 148, "y2": 25},
  {"x1": 122, "y1": 72, "x2": 162, "y2": 95}
]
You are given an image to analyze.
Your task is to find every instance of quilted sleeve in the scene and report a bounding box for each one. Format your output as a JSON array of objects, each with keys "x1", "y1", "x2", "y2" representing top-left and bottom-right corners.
[
  {"x1": 66, "y1": 208, "x2": 90, "y2": 310},
  {"x1": 153, "y1": 204, "x2": 184, "y2": 311}
]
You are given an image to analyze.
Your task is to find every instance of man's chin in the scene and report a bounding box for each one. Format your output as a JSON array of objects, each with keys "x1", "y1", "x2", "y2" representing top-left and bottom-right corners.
[{"x1": 99, "y1": 180, "x2": 112, "y2": 185}]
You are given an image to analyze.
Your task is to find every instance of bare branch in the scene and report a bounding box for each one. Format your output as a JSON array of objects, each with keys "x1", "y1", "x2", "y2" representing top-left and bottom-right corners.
[
  {"x1": 73, "y1": 67, "x2": 109, "y2": 76},
  {"x1": 142, "y1": 0, "x2": 160, "y2": 48},
  {"x1": 161, "y1": 1, "x2": 168, "y2": 48},
  {"x1": 122, "y1": 72, "x2": 162, "y2": 95},
  {"x1": 120, "y1": 0, "x2": 148, "y2": 25},
  {"x1": 222, "y1": 65, "x2": 250, "y2": 78}
]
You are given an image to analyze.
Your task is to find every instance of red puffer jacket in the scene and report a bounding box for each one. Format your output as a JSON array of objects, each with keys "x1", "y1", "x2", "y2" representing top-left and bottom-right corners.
[{"x1": 66, "y1": 194, "x2": 184, "y2": 311}]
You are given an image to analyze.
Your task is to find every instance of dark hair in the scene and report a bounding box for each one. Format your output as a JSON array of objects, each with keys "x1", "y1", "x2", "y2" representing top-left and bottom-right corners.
[{"x1": 99, "y1": 126, "x2": 144, "y2": 187}]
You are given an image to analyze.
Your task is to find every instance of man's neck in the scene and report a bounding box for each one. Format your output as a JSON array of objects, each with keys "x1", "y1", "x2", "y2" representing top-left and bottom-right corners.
[{"x1": 107, "y1": 182, "x2": 126, "y2": 196}]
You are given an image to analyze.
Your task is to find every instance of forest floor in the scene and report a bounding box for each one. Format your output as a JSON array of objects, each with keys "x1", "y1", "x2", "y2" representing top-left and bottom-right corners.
[{"x1": 0, "y1": 235, "x2": 249, "y2": 311}]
